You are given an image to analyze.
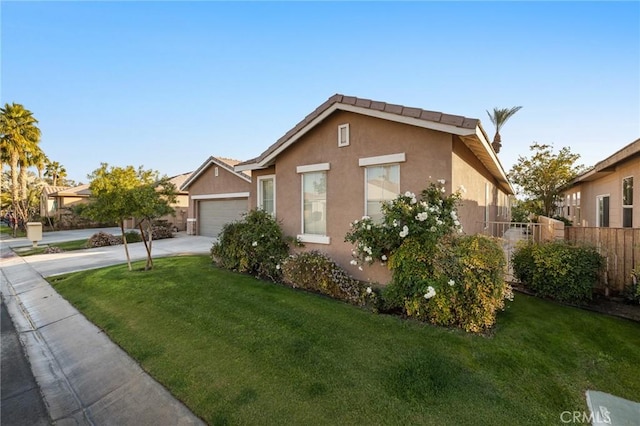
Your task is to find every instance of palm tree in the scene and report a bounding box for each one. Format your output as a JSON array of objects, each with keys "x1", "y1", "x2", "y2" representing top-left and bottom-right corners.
[
  {"x1": 486, "y1": 106, "x2": 522, "y2": 154},
  {"x1": 0, "y1": 103, "x2": 42, "y2": 234},
  {"x1": 45, "y1": 160, "x2": 67, "y2": 186},
  {"x1": 31, "y1": 148, "x2": 49, "y2": 181}
]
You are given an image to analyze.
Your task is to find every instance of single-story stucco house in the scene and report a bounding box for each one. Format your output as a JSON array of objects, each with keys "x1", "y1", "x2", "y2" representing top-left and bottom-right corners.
[
  {"x1": 560, "y1": 138, "x2": 639, "y2": 228},
  {"x1": 233, "y1": 94, "x2": 514, "y2": 283},
  {"x1": 180, "y1": 157, "x2": 252, "y2": 236}
]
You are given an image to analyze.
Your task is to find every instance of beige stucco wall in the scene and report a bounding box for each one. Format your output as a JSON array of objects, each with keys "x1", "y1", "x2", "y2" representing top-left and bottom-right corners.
[
  {"x1": 250, "y1": 110, "x2": 507, "y2": 284},
  {"x1": 451, "y1": 138, "x2": 511, "y2": 236},
  {"x1": 564, "y1": 158, "x2": 638, "y2": 228},
  {"x1": 186, "y1": 165, "x2": 252, "y2": 217},
  {"x1": 185, "y1": 164, "x2": 252, "y2": 235}
]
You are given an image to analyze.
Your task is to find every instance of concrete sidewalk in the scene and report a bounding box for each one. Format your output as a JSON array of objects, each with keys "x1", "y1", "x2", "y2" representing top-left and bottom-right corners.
[{"x1": 1, "y1": 230, "x2": 214, "y2": 425}]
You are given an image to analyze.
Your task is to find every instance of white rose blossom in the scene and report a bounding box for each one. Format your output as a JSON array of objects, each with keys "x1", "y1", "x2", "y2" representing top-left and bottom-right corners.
[{"x1": 424, "y1": 286, "x2": 436, "y2": 299}]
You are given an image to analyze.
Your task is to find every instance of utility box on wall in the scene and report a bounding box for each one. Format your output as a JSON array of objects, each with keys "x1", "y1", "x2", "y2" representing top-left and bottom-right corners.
[{"x1": 26, "y1": 222, "x2": 43, "y2": 247}]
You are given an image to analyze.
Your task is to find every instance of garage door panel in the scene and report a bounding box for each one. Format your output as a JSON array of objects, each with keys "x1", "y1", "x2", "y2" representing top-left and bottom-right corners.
[{"x1": 198, "y1": 199, "x2": 248, "y2": 237}]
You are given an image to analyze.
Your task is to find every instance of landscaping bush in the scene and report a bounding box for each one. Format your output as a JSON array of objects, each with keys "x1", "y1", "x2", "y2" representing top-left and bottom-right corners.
[
  {"x1": 281, "y1": 251, "x2": 379, "y2": 309},
  {"x1": 124, "y1": 230, "x2": 143, "y2": 243},
  {"x1": 512, "y1": 240, "x2": 604, "y2": 303},
  {"x1": 86, "y1": 232, "x2": 122, "y2": 248},
  {"x1": 43, "y1": 246, "x2": 65, "y2": 254},
  {"x1": 346, "y1": 180, "x2": 512, "y2": 332},
  {"x1": 211, "y1": 209, "x2": 290, "y2": 281},
  {"x1": 623, "y1": 268, "x2": 640, "y2": 305},
  {"x1": 141, "y1": 225, "x2": 174, "y2": 241}
]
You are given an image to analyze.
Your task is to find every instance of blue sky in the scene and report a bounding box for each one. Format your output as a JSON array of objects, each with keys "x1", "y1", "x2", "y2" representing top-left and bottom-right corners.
[{"x1": 2, "y1": 1, "x2": 639, "y2": 184}]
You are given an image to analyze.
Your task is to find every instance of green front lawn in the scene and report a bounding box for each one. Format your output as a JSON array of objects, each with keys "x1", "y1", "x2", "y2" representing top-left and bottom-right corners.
[
  {"x1": 15, "y1": 239, "x2": 88, "y2": 256},
  {"x1": 50, "y1": 256, "x2": 640, "y2": 425}
]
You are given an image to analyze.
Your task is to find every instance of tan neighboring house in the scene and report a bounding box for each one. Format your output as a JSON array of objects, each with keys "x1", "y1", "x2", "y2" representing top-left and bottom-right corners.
[
  {"x1": 560, "y1": 138, "x2": 639, "y2": 228},
  {"x1": 123, "y1": 172, "x2": 192, "y2": 231},
  {"x1": 44, "y1": 184, "x2": 92, "y2": 215},
  {"x1": 236, "y1": 94, "x2": 514, "y2": 283},
  {"x1": 40, "y1": 185, "x2": 71, "y2": 217},
  {"x1": 181, "y1": 157, "x2": 252, "y2": 236}
]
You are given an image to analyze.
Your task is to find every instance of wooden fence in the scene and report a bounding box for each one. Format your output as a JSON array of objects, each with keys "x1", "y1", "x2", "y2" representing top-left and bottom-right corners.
[{"x1": 565, "y1": 227, "x2": 640, "y2": 294}]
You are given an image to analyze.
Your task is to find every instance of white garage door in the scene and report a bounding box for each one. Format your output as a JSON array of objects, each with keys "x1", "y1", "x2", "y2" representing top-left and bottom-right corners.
[{"x1": 198, "y1": 199, "x2": 248, "y2": 237}]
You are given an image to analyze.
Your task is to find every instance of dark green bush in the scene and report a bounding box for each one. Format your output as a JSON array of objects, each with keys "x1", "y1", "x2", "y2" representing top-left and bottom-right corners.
[
  {"x1": 512, "y1": 240, "x2": 603, "y2": 303},
  {"x1": 124, "y1": 230, "x2": 143, "y2": 243},
  {"x1": 281, "y1": 251, "x2": 379, "y2": 308},
  {"x1": 623, "y1": 268, "x2": 640, "y2": 305},
  {"x1": 211, "y1": 209, "x2": 290, "y2": 281}
]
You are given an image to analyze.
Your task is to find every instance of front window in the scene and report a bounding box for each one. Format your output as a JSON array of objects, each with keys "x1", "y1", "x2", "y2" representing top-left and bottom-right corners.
[
  {"x1": 258, "y1": 176, "x2": 275, "y2": 216},
  {"x1": 302, "y1": 171, "x2": 327, "y2": 235},
  {"x1": 623, "y1": 177, "x2": 633, "y2": 228},
  {"x1": 366, "y1": 164, "x2": 399, "y2": 222}
]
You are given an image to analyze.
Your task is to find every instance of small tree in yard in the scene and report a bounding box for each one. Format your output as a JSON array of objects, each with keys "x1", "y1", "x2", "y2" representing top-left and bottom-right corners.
[
  {"x1": 509, "y1": 143, "x2": 584, "y2": 217},
  {"x1": 84, "y1": 163, "x2": 175, "y2": 271},
  {"x1": 130, "y1": 177, "x2": 177, "y2": 270}
]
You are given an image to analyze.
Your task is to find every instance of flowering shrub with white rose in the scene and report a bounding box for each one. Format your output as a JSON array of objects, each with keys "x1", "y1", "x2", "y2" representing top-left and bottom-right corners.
[
  {"x1": 281, "y1": 251, "x2": 379, "y2": 309},
  {"x1": 211, "y1": 209, "x2": 291, "y2": 281},
  {"x1": 345, "y1": 180, "x2": 511, "y2": 333}
]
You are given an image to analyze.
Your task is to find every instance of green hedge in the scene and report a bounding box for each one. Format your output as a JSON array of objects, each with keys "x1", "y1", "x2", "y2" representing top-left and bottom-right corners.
[
  {"x1": 211, "y1": 209, "x2": 290, "y2": 281},
  {"x1": 512, "y1": 240, "x2": 603, "y2": 303}
]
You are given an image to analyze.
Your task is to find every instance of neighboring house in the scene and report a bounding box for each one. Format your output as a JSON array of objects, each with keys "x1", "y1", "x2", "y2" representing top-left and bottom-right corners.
[
  {"x1": 123, "y1": 172, "x2": 192, "y2": 231},
  {"x1": 235, "y1": 94, "x2": 514, "y2": 283},
  {"x1": 45, "y1": 184, "x2": 92, "y2": 215},
  {"x1": 181, "y1": 156, "x2": 252, "y2": 236},
  {"x1": 40, "y1": 185, "x2": 70, "y2": 217},
  {"x1": 560, "y1": 138, "x2": 639, "y2": 228}
]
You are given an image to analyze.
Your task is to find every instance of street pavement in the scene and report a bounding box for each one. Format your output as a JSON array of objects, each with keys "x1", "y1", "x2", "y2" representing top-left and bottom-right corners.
[{"x1": 1, "y1": 228, "x2": 214, "y2": 425}]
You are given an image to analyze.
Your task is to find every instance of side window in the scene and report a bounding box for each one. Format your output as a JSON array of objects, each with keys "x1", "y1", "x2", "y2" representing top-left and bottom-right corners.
[
  {"x1": 623, "y1": 177, "x2": 633, "y2": 228},
  {"x1": 365, "y1": 164, "x2": 400, "y2": 223},
  {"x1": 258, "y1": 176, "x2": 275, "y2": 216}
]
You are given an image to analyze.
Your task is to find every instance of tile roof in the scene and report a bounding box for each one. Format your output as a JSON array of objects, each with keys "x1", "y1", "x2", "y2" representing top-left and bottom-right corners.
[
  {"x1": 238, "y1": 93, "x2": 483, "y2": 168},
  {"x1": 180, "y1": 156, "x2": 251, "y2": 191}
]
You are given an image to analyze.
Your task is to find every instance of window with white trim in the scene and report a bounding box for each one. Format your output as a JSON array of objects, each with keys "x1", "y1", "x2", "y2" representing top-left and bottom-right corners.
[
  {"x1": 302, "y1": 171, "x2": 327, "y2": 235},
  {"x1": 365, "y1": 164, "x2": 399, "y2": 222},
  {"x1": 623, "y1": 177, "x2": 633, "y2": 228},
  {"x1": 258, "y1": 175, "x2": 275, "y2": 216},
  {"x1": 338, "y1": 123, "x2": 349, "y2": 147}
]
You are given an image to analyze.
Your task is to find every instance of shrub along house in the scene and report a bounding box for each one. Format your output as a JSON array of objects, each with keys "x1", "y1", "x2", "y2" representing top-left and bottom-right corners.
[
  {"x1": 180, "y1": 156, "x2": 252, "y2": 236},
  {"x1": 236, "y1": 94, "x2": 514, "y2": 283},
  {"x1": 560, "y1": 138, "x2": 639, "y2": 228}
]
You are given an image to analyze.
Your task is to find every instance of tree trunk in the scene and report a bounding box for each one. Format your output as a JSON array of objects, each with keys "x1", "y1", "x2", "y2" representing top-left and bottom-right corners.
[
  {"x1": 10, "y1": 153, "x2": 20, "y2": 237},
  {"x1": 491, "y1": 132, "x2": 502, "y2": 154},
  {"x1": 138, "y1": 221, "x2": 153, "y2": 270},
  {"x1": 120, "y1": 221, "x2": 132, "y2": 271}
]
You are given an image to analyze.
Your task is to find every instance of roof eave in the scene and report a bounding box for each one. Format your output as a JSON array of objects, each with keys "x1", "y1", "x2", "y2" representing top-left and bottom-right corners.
[{"x1": 181, "y1": 156, "x2": 251, "y2": 190}]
